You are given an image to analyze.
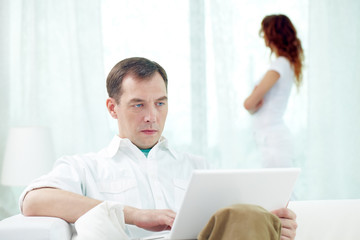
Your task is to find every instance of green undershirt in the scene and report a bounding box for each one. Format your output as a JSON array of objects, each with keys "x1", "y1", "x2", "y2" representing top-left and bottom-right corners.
[{"x1": 140, "y1": 148, "x2": 152, "y2": 157}]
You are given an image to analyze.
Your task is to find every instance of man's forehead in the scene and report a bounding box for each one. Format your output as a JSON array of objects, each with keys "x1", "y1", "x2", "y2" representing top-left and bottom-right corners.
[
  {"x1": 119, "y1": 75, "x2": 167, "y2": 103},
  {"x1": 122, "y1": 73, "x2": 166, "y2": 88}
]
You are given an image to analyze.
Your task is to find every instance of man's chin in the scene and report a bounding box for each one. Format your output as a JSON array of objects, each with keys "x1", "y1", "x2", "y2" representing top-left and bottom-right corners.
[{"x1": 136, "y1": 137, "x2": 159, "y2": 149}]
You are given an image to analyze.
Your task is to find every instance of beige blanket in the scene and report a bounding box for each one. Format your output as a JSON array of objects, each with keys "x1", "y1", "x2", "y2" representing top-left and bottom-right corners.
[{"x1": 198, "y1": 204, "x2": 281, "y2": 240}]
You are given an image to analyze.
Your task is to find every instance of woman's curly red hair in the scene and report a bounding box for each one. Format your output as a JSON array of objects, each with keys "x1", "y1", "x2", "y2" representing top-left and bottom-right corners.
[{"x1": 260, "y1": 14, "x2": 304, "y2": 87}]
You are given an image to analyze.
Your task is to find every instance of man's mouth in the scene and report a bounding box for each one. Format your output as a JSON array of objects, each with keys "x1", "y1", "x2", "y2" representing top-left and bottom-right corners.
[{"x1": 141, "y1": 129, "x2": 158, "y2": 135}]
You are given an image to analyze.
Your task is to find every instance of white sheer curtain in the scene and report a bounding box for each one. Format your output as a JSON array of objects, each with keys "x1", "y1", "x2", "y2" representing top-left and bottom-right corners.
[
  {"x1": 4, "y1": 0, "x2": 109, "y2": 156},
  {"x1": 306, "y1": 0, "x2": 360, "y2": 199},
  {"x1": 101, "y1": 0, "x2": 193, "y2": 149},
  {"x1": 0, "y1": 0, "x2": 110, "y2": 218}
]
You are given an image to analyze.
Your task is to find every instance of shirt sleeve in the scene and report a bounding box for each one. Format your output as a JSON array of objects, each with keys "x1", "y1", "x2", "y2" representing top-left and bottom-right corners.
[
  {"x1": 269, "y1": 57, "x2": 289, "y2": 77},
  {"x1": 19, "y1": 155, "x2": 85, "y2": 212}
]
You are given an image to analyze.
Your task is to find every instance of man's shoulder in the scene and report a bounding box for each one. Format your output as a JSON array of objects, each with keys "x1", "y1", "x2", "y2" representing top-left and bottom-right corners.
[
  {"x1": 54, "y1": 151, "x2": 101, "y2": 167},
  {"x1": 165, "y1": 147, "x2": 207, "y2": 169},
  {"x1": 179, "y1": 151, "x2": 204, "y2": 161},
  {"x1": 55, "y1": 137, "x2": 117, "y2": 165}
]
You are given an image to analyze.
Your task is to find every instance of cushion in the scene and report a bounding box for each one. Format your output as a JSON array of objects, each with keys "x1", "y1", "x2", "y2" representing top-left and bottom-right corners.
[{"x1": 0, "y1": 214, "x2": 73, "y2": 240}]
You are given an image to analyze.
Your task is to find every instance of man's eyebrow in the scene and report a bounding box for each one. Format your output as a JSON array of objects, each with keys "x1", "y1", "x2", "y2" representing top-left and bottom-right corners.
[
  {"x1": 128, "y1": 98, "x2": 144, "y2": 104},
  {"x1": 157, "y1": 96, "x2": 168, "y2": 101},
  {"x1": 127, "y1": 96, "x2": 168, "y2": 104}
]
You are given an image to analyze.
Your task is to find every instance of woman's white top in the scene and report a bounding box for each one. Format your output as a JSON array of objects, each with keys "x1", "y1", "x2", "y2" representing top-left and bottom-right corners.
[{"x1": 253, "y1": 56, "x2": 294, "y2": 131}]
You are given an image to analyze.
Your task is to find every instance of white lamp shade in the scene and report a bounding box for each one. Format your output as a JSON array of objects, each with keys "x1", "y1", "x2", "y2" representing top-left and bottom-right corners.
[{"x1": 1, "y1": 127, "x2": 55, "y2": 186}]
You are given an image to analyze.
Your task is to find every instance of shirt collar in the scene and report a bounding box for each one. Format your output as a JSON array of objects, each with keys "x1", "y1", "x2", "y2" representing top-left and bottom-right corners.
[
  {"x1": 156, "y1": 136, "x2": 178, "y2": 159},
  {"x1": 100, "y1": 135, "x2": 178, "y2": 159}
]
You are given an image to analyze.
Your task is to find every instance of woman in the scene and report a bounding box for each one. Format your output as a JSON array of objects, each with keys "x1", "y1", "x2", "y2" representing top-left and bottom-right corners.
[{"x1": 244, "y1": 14, "x2": 304, "y2": 168}]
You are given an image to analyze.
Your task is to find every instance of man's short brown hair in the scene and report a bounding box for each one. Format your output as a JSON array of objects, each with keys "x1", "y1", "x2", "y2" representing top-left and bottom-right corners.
[{"x1": 106, "y1": 57, "x2": 168, "y2": 103}]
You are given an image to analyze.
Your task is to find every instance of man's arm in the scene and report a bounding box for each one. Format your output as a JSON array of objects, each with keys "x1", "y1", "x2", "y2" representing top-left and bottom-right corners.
[
  {"x1": 22, "y1": 187, "x2": 176, "y2": 231},
  {"x1": 22, "y1": 188, "x2": 101, "y2": 223}
]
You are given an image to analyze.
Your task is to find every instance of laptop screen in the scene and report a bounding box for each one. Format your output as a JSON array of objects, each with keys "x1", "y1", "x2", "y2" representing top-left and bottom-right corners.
[{"x1": 168, "y1": 168, "x2": 300, "y2": 239}]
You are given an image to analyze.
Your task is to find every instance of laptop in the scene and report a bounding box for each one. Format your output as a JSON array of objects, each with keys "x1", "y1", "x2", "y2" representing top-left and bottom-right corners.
[{"x1": 141, "y1": 168, "x2": 300, "y2": 240}]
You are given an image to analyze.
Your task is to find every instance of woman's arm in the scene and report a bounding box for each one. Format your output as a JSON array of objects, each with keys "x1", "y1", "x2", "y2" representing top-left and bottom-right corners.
[{"x1": 243, "y1": 70, "x2": 280, "y2": 114}]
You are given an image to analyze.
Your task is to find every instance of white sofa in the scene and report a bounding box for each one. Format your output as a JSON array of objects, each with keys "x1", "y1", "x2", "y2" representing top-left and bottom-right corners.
[
  {"x1": 1, "y1": 199, "x2": 360, "y2": 240},
  {"x1": 288, "y1": 199, "x2": 360, "y2": 240},
  {"x1": 0, "y1": 215, "x2": 73, "y2": 240}
]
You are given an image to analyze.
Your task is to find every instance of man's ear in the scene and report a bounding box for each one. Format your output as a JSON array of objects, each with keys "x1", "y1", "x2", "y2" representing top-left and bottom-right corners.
[{"x1": 106, "y1": 98, "x2": 118, "y2": 119}]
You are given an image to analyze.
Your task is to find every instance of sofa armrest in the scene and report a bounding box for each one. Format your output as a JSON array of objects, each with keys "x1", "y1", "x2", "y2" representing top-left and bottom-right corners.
[
  {"x1": 0, "y1": 214, "x2": 73, "y2": 240},
  {"x1": 288, "y1": 199, "x2": 360, "y2": 240}
]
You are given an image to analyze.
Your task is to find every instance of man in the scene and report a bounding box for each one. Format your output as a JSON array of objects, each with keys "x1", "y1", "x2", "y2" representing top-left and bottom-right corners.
[{"x1": 21, "y1": 57, "x2": 297, "y2": 239}]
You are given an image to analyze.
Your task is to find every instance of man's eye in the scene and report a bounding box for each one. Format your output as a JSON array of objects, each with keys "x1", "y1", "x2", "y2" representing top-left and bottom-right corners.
[
  {"x1": 135, "y1": 104, "x2": 143, "y2": 108},
  {"x1": 157, "y1": 102, "x2": 165, "y2": 106}
]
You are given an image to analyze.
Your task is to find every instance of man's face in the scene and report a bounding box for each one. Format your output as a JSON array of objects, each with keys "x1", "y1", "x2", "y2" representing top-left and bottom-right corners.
[{"x1": 110, "y1": 72, "x2": 168, "y2": 149}]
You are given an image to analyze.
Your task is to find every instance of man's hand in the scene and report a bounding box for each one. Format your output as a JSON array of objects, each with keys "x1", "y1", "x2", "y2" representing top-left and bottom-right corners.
[
  {"x1": 124, "y1": 206, "x2": 176, "y2": 232},
  {"x1": 271, "y1": 208, "x2": 297, "y2": 240}
]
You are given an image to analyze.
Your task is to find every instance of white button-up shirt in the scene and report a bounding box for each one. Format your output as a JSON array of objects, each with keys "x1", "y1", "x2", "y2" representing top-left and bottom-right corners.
[{"x1": 19, "y1": 135, "x2": 207, "y2": 238}]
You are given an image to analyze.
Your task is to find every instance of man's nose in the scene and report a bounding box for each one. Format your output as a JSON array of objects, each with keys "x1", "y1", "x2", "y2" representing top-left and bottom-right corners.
[{"x1": 144, "y1": 106, "x2": 157, "y2": 123}]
